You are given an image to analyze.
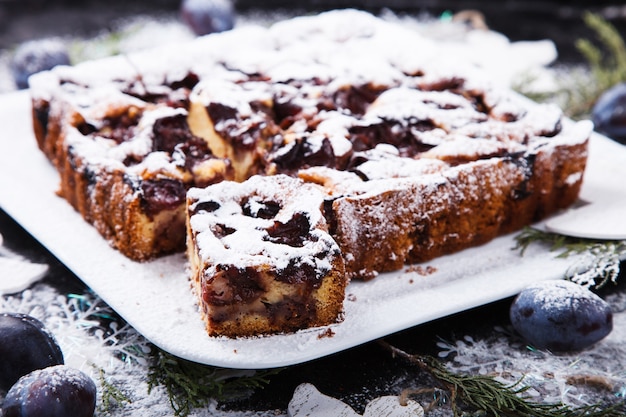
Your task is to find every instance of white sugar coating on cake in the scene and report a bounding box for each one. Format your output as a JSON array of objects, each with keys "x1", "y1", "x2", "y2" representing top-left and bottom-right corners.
[
  {"x1": 267, "y1": 61, "x2": 337, "y2": 84},
  {"x1": 188, "y1": 175, "x2": 326, "y2": 226},
  {"x1": 188, "y1": 175, "x2": 336, "y2": 271},
  {"x1": 269, "y1": 9, "x2": 382, "y2": 46},
  {"x1": 29, "y1": 53, "x2": 137, "y2": 93},
  {"x1": 64, "y1": 105, "x2": 187, "y2": 172},
  {"x1": 297, "y1": 166, "x2": 365, "y2": 196},
  {"x1": 64, "y1": 85, "x2": 147, "y2": 122},
  {"x1": 328, "y1": 155, "x2": 529, "y2": 254},
  {"x1": 354, "y1": 155, "x2": 449, "y2": 180},
  {"x1": 484, "y1": 90, "x2": 528, "y2": 120},
  {"x1": 550, "y1": 119, "x2": 594, "y2": 146},
  {"x1": 513, "y1": 103, "x2": 563, "y2": 137},
  {"x1": 364, "y1": 87, "x2": 488, "y2": 130},
  {"x1": 421, "y1": 135, "x2": 527, "y2": 160},
  {"x1": 191, "y1": 79, "x2": 273, "y2": 117},
  {"x1": 314, "y1": 111, "x2": 357, "y2": 138}
]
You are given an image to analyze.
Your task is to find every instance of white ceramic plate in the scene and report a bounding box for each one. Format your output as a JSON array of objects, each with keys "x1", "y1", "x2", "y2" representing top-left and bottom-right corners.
[{"x1": 1, "y1": 90, "x2": 625, "y2": 369}]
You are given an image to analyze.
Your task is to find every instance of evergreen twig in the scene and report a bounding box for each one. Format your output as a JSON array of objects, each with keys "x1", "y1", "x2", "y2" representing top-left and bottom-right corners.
[
  {"x1": 575, "y1": 12, "x2": 626, "y2": 94},
  {"x1": 513, "y1": 227, "x2": 626, "y2": 289},
  {"x1": 96, "y1": 367, "x2": 132, "y2": 416},
  {"x1": 519, "y1": 12, "x2": 626, "y2": 120},
  {"x1": 147, "y1": 349, "x2": 282, "y2": 417},
  {"x1": 378, "y1": 340, "x2": 626, "y2": 417}
]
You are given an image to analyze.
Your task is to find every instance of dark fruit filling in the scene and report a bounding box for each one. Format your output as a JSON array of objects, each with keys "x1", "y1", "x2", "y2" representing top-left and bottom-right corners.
[
  {"x1": 205, "y1": 265, "x2": 264, "y2": 306},
  {"x1": 193, "y1": 200, "x2": 221, "y2": 213},
  {"x1": 206, "y1": 102, "x2": 238, "y2": 123},
  {"x1": 211, "y1": 223, "x2": 236, "y2": 238},
  {"x1": 153, "y1": 113, "x2": 199, "y2": 153},
  {"x1": 272, "y1": 137, "x2": 338, "y2": 172},
  {"x1": 208, "y1": 100, "x2": 279, "y2": 150},
  {"x1": 348, "y1": 120, "x2": 436, "y2": 158},
  {"x1": 122, "y1": 72, "x2": 199, "y2": 107},
  {"x1": 331, "y1": 84, "x2": 386, "y2": 115},
  {"x1": 152, "y1": 113, "x2": 217, "y2": 170},
  {"x1": 277, "y1": 258, "x2": 321, "y2": 287},
  {"x1": 265, "y1": 212, "x2": 312, "y2": 247},
  {"x1": 140, "y1": 178, "x2": 186, "y2": 217},
  {"x1": 263, "y1": 297, "x2": 316, "y2": 327},
  {"x1": 76, "y1": 109, "x2": 141, "y2": 144},
  {"x1": 242, "y1": 198, "x2": 281, "y2": 219},
  {"x1": 273, "y1": 97, "x2": 303, "y2": 129},
  {"x1": 169, "y1": 71, "x2": 201, "y2": 91}
]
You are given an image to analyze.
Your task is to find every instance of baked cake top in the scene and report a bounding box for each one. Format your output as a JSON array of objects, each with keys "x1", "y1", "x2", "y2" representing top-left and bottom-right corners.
[
  {"x1": 187, "y1": 174, "x2": 340, "y2": 278},
  {"x1": 30, "y1": 9, "x2": 592, "y2": 209}
]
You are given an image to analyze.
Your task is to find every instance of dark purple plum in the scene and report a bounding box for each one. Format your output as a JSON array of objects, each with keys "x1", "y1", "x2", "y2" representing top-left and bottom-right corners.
[
  {"x1": 10, "y1": 39, "x2": 71, "y2": 90},
  {"x1": 510, "y1": 280, "x2": 613, "y2": 352},
  {"x1": 0, "y1": 313, "x2": 64, "y2": 392},
  {"x1": 180, "y1": 0, "x2": 235, "y2": 36},
  {"x1": 592, "y1": 82, "x2": 626, "y2": 145},
  {"x1": 1, "y1": 365, "x2": 96, "y2": 417}
]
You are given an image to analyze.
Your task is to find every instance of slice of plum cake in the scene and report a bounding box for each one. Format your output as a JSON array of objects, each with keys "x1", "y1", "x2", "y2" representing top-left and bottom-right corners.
[{"x1": 186, "y1": 174, "x2": 347, "y2": 337}]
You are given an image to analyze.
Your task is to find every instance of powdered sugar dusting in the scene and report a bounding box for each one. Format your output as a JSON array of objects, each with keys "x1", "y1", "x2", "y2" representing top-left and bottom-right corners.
[{"x1": 188, "y1": 175, "x2": 335, "y2": 270}]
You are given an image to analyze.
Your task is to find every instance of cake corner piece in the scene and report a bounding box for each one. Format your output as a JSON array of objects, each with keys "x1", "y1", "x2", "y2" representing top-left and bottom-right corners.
[{"x1": 186, "y1": 175, "x2": 348, "y2": 337}]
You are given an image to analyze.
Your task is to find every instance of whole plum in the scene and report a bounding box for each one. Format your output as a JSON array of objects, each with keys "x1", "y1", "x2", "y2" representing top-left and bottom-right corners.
[
  {"x1": 180, "y1": 0, "x2": 235, "y2": 36},
  {"x1": 0, "y1": 313, "x2": 64, "y2": 392},
  {"x1": 509, "y1": 280, "x2": 613, "y2": 352},
  {"x1": 592, "y1": 82, "x2": 626, "y2": 145},
  {"x1": 1, "y1": 365, "x2": 96, "y2": 417},
  {"x1": 10, "y1": 39, "x2": 71, "y2": 90}
]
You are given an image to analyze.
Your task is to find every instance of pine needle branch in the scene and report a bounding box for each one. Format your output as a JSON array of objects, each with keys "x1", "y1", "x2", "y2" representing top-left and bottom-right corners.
[
  {"x1": 96, "y1": 367, "x2": 132, "y2": 415},
  {"x1": 378, "y1": 340, "x2": 626, "y2": 417},
  {"x1": 523, "y1": 12, "x2": 626, "y2": 120},
  {"x1": 576, "y1": 12, "x2": 626, "y2": 92},
  {"x1": 513, "y1": 227, "x2": 626, "y2": 289},
  {"x1": 147, "y1": 349, "x2": 282, "y2": 417}
]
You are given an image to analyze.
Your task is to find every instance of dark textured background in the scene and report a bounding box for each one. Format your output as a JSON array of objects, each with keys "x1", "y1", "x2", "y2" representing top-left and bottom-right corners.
[{"x1": 1, "y1": 0, "x2": 626, "y2": 62}]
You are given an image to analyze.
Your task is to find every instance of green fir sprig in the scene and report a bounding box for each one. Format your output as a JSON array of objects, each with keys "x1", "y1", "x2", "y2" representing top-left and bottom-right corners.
[
  {"x1": 559, "y1": 11, "x2": 626, "y2": 120},
  {"x1": 576, "y1": 12, "x2": 626, "y2": 96},
  {"x1": 96, "y1": 367, "x2": 133, "y2": 416},
  {"x1": 147, "y1": 349, "x2": 282, "y2": 417},
  {"x1": 379, "y1": 340, "x2": 626, "y2": 417},
  {"x1": 513, "y1": 227, "x2": 626, "y2": 289},
  {"x1": 518, "y1": 12, "x2": 626, "y2": 120}
]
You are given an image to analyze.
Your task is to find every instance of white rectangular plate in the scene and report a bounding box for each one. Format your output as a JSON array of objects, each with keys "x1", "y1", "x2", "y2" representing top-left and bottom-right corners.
[{"x1": 1, "y1": 90, "x2": 625, "y2": 369}]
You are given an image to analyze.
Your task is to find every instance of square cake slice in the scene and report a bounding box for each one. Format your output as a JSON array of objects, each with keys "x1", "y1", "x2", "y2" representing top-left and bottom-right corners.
[{"x1": 186, "y1": 174, "x2": 347, "y2": 337}]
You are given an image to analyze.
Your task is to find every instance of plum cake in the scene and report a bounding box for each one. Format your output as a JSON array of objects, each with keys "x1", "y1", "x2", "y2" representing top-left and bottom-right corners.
[{"x1": 28, "y1": 9, "x2": 592, "y2": 336}]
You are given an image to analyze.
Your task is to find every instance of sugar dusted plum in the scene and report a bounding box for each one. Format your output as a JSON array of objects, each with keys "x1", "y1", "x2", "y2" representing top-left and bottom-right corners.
[
  {"x1": 0, "y1": 313, "x2": 64, "y2": 392},
  {"x1": 509, "y1": 280, "x2": 613, "y2": 352},
  {"x1": 592, "y1": 82, "x2": 626, "y2": 145},
  {"x1": 1, "y1": 365, "x2": 96, "y2": 417},
  {"x1": 180, "y1": 0, "x2": 235, "y2": 36},
  {"x1": 10, "y1": 39, "x2": 70, "y2": 90}
]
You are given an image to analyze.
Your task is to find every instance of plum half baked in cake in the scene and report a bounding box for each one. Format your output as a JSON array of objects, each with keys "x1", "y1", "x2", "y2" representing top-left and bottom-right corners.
[{"x1": 29, "y1": 10, "x2": 592, "y2": 336}]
